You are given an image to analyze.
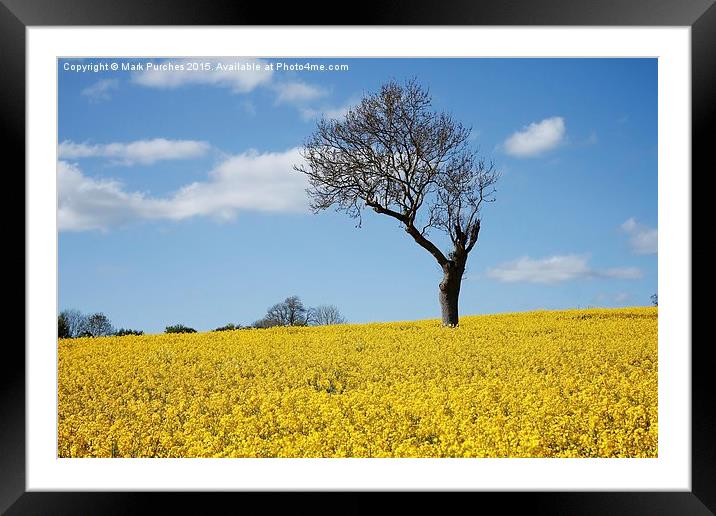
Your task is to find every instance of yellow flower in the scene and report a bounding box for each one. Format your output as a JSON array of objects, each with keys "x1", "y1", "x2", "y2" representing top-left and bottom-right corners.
[{"x1": 58, "y1": 307, "x2": 657, "y2": 458}]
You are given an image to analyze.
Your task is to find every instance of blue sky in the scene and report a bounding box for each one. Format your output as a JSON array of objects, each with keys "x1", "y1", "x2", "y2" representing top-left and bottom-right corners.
[{"x1": 58, "y1": 58, "x2": 657, "y2": 333}]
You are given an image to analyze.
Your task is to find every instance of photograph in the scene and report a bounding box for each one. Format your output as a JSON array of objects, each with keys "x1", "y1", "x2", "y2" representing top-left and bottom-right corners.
[{"x1": 56, "y1": 56, "x2": 659, "y2": 459}]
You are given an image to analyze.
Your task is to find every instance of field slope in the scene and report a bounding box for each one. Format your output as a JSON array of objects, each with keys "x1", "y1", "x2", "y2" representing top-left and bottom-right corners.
[{"x1": 58, "y1": 307, "x2": 657, "y2": 458}]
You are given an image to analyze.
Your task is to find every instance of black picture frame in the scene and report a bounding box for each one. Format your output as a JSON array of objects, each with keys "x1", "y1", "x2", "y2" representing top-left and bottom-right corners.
[{"x1": 5, "y1": 0, "x2": 710, "y2": 513}]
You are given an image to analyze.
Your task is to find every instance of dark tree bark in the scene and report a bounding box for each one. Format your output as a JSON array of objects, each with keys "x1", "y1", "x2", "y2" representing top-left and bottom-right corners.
[
  {"x1": 295, "y1": 79, "x2": 498, "y2": 326},
  {"x1": 439, "y1": 257, "x2": 465, "y2": 327}
]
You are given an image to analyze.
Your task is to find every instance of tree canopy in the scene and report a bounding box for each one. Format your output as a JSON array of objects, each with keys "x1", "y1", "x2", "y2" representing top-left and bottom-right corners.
[{"x1": 295, "y1": 78, "x2": 499, "y2": 325}]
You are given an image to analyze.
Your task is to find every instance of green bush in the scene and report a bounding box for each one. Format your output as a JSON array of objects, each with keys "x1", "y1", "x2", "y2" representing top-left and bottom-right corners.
[
  {"x1": 115, "y1": 328, "x2": 144, "y2": 336},
  {"x1": 165, "y1": 324, "x2": 197, "y2": 334},
  {"x1": 213, "y1": 323, "x2": 242, "y2": 332}
]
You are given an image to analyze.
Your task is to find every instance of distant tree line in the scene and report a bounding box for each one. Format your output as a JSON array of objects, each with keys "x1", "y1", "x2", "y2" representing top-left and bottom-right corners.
[
  {"x1": 58, "y1": 296, "x2": 346, "y2": 339},
  {"x1": 58, "y1": 309, "x2": 143, "y2": 339},
  {"x1": 252, "y1": 296, "x2": 346, "y2": 329},
  {"x1": 213, "y1": 296, "x2": 346, "y2": 331}
]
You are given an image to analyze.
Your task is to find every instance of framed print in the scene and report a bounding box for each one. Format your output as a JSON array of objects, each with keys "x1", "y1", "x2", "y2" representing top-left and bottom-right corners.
[{"x1": 5, "y1": 0, "x2": 711, "y2": 513}]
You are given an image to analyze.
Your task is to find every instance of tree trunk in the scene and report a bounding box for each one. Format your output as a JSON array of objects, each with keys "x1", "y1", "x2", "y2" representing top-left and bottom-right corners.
[{"x1": 439, "y1": 262, "x2": 464, "y2": 327}]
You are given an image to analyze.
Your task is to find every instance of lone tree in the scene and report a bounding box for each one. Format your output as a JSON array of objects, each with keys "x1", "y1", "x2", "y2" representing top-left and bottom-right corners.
[
  {"x1": 308, "y1": 305, "x2": 346, "y2": 326},
  {"x1": 83, "y1": 312, "x2": 115, "y2": 338},
  {"x1": 255, "y1": 296, "x2": 309, "y2": 328},
  {"x1": 295, "y1": 78, "x2": 499, "y2": 326}
]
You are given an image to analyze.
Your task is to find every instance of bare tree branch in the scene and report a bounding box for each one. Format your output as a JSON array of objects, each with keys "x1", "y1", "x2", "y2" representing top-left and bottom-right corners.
[{"x1": 294, "y1": 78, "x2": 499, "y2": 325}]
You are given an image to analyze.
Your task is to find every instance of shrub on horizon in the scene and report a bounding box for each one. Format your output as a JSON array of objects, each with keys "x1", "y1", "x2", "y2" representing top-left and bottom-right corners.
[{"x1": 165, "y1": 324, "x2": 197, "y2": 334}]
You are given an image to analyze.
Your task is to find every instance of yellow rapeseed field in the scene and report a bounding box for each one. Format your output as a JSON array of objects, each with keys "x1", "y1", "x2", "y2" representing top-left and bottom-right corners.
[{"x1": 57, "y1": 307, "x2": 657, "y2": 458}]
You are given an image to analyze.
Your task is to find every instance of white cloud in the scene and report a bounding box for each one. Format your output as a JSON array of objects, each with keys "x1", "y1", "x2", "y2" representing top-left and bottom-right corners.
[
  {"x1": 486, "y1": 254, "x2": 642, "y2": 284},
  {"x1": 487, "y1": 255, "x2": 588, "y2": 283},
  {"x1": 131, "y1": 59, "x2": 330, "y2": 113},
  {"x1": 81, "y1": 79, "x2": 118, "y2": 102},
  {"x1": 131, "y1": 58, "x2": 272, "y2": 93},
  {"x1": 273, "y1": 81, "x2": 327, "y2": 104},
  {"x1": 503, "y1": 116, "x2": 566, "y2": 157},
  {"x1": 58, "y1": 138, "x2": 211, "y2": 166},
  {"x1": 58, "y1": 148, "x2": 308, "y2": 232},
  {"x1": 163, "y1": 148, "x2": 309, "y2": 219},
  {"x1": 58, "y1": 161, "x2": 154, "y2": 231},
  {"x1": 621, "y1": 217, "x2": 658, "y2": 254}
]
